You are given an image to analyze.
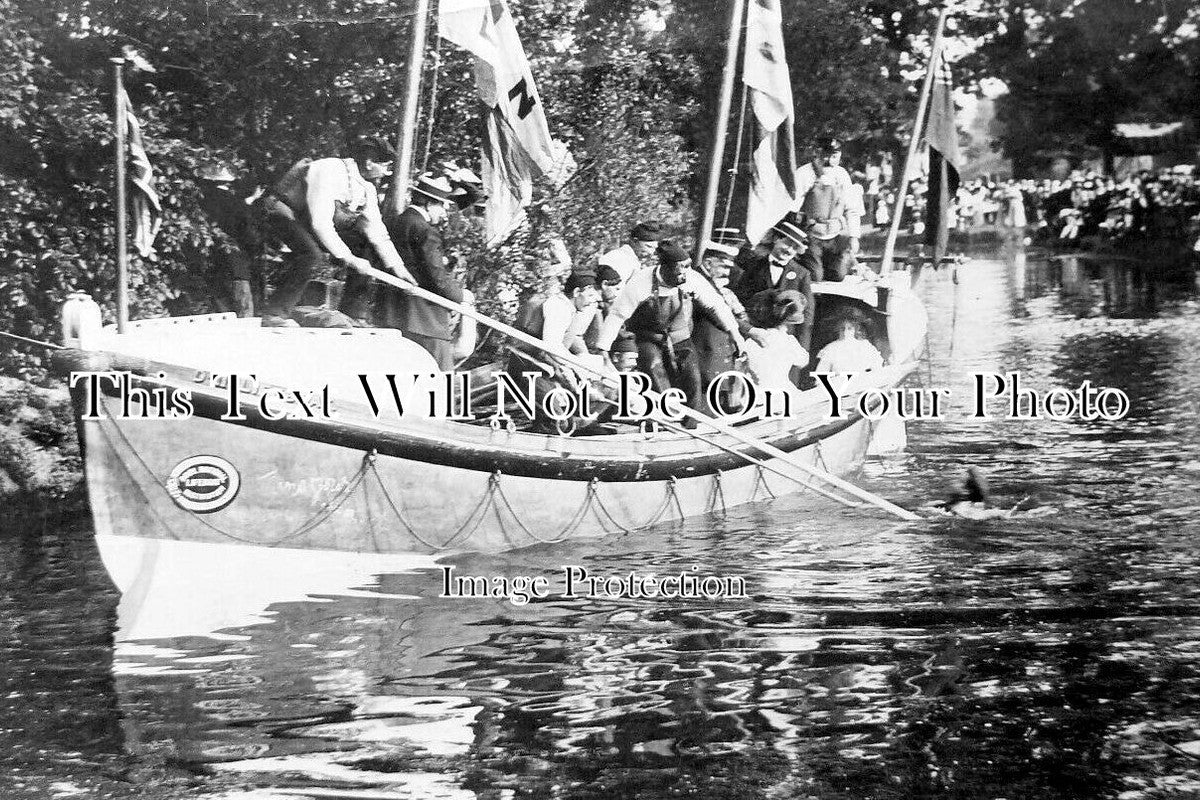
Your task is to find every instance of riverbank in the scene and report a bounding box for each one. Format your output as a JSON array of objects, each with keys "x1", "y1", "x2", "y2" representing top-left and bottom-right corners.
[{"x1": 0, "y1": 376, "x2": 87, "y2": 530}]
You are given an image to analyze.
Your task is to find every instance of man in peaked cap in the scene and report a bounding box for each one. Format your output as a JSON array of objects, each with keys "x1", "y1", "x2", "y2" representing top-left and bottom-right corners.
[
  {"x1": 598, "y1": 220, "x2": 663, "y2": 282},
  {"x1": 376, "y1": 174, "x2": 464, "y2": 369},
  {"x1": 793, "y1": 137, "x2": 863, "y2": 282},
  {"x1": 262, "y1": 154, "x2": 414, "y2": 325},
  {"x1": 694, "y1": 236, "x2": 757, "y2": 414},
  {"x1": 595, "y1": 240, "x2": 746, "y2": 412}
]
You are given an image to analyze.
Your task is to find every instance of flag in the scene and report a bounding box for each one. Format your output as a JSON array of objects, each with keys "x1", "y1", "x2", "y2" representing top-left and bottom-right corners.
[
  {"x1": 924, "y1": 49, "x2": 960, "y2": 264},
  {"x1": 439, "y1": 0, "x2": 566, "y2": 245},
  {"x1": 116, "y1": 83, "x2": 162, "y2": 258},
  {"x1": 743, "y1": 0, "x2": 797, "y2": 246}
]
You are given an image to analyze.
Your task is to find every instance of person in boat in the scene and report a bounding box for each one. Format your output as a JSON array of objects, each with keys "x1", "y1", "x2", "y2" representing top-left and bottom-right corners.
[
  {"x1": 260, "y1": 155, "x2": 414, "y2": 327},
  {"x1": 742, "y1": 289, "x2": 809, "y2": 393},
  {"x1": 444, "y1": 162, "x2": 487, "y2": 220},
  {"x1": 814, "y1": 313, "x2": 884, "y2": 392},
  {"x1": 582, "y1": 264, "x2": 627, "y2": 354},
  {"x1": 196, "y1": 163, "x2": 263, "y2": 318},
  {"x1": 598, "y1": 220, "x2": 662, "y2": 282},
  {"x1": 376, "y1": 174, "x2": 463, "y2": 370},
  {"x1": 594, "y1": 241, "x2": 747, "y2": 412},
  {"x1": 513, "y1": 268, "x2": 601, "y2": 361},
  {"x1": 793, "y1": 138, "x2": 863, "y2": 282},
  {"x1": 694, "y1": 237, "x2": 754, "y2": 414},
  {"x1": 732, "y1": 218, "x2": 816, "y2": 353},
  {"x1": 508, "y1": 266, "x2": 604, "y2": 431}
]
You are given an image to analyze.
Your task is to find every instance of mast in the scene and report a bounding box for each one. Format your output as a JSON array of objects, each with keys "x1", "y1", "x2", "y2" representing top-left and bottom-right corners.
[
  {"x1": 880, "y1": 5, "x2": 950, "y2": 274},
  {"x1": 111, "y1": 57, "x2": 129, "y2": 333},
  {"x1": 693, "y1": 0, "x2": 747, "y2": 266},
  {"x1": 384, "y1": 0, "x2": 433, "y2": 216}
]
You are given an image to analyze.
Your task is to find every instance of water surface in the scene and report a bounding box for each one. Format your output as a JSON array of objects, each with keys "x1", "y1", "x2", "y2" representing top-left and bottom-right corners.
[{"x1": 3, "y1": 243, "x2": 1199, "y2": 799}]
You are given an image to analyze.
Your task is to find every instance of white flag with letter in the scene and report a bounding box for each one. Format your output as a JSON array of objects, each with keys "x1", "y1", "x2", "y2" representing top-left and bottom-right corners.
[
  {"x1": 439, "y1": 0, "x2": 568, "y2": 244},
  {"x1": 742, "y1": 0, "x2": 797, "y2": 245}
]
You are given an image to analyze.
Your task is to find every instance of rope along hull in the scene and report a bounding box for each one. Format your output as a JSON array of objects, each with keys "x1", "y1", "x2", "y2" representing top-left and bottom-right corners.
[{"x1": 80, "y1": 388, "x2": 876, "y2": 556}]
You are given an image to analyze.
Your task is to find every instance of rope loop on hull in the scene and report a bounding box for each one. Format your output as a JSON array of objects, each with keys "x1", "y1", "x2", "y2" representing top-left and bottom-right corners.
[{"x1": 97, "y1": 411, "x2": 731, "y2": 553}]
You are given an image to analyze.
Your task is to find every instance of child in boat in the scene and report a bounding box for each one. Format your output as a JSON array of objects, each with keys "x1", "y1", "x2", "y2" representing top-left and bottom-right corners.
[
  {"x1": 743, "y1": 289, "x2": 809, "y2": 392},
  {"x1": 814, "y1": 315, "x2": 884, "y2": 392}
]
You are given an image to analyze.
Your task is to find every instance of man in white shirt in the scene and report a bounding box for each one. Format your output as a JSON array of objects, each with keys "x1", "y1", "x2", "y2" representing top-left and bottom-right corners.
[
  {"x1": 507, "y1": 269, "x2": 603, "y2": 431},
  {"x1": 793, "y1": 139, "x2": 863, "y2": 281},
  {"x1": 598, "y1": 220, "x2": 662, "y2": 282},
  {"x1": 262, "y1": 156, "x2": 414, "y2": 324}
]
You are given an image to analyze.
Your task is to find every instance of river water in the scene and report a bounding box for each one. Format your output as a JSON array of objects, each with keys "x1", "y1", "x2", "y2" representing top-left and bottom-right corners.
[{"x1": 3, "y1": 243, "x2": 1200, "y2": 799}]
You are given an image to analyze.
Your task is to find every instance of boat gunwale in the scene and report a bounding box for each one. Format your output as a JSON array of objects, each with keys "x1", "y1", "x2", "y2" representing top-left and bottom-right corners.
[{"x1": 81, "y1": 363, "x2": 904, "y2": 482}]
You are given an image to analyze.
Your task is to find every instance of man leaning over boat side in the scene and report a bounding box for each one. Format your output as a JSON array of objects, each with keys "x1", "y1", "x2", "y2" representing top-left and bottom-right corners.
[
  {"x1": 259, "y1": 154, "x2": 415, "y2": 326},
  {"x1": 594, "y1": 241, "x2": 747, "y2": 416},
  {"x1": 378, "y1": 175, "x2": 464, "y2": 371},
  {"x1": 793, "y1": 138, "x2": 863, "y2": 282},
  {"x1": 598, "y1": 220, "x2": 663, "y2": 282}
]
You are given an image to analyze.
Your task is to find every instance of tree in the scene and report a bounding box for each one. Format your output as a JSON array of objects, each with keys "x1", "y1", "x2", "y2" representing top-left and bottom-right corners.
[
  {"x1": 0, "y1": 0, "x2": 961, "y2": 378},
  {"x1": 968, "y1": 0, "x2": 1198, "y2": 174}
]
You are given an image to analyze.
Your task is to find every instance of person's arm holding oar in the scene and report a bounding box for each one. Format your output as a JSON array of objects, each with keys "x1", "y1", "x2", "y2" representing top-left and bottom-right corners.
[{"x1": 352, "y1": 262, "x2": 921, "y2": 522}]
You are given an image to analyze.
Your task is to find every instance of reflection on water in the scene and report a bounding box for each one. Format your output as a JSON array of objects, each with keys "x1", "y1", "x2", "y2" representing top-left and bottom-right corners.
[{"x1": 3, "y1": 246, "x2": 1200, "y2": 799}]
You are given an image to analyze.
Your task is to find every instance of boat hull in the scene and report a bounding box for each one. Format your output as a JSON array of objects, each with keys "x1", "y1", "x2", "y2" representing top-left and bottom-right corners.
[
  {"x1": 65, "y1": 274, "x2": 925, "y2": 566},
  {"x1": 82, "y1": 390, "x2": 876, "y2": 556}
]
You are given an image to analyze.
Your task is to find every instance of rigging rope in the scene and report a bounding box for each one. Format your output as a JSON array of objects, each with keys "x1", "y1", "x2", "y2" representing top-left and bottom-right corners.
[
  {"x1": 418, "y1": 32, "x2": 443, "y2": 174},
  {"x1": 720, "y1": 75, "x2": 751, "y2": 233}
]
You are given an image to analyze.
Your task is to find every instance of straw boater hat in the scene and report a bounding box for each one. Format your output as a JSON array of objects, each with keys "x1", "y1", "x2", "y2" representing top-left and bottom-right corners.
[
  {"x1": 711, "y1": 227, "x2": 745, "y2": 247},
  {"x1": 411, "y1": 174, "x2": 454, "y2": 204},
  {"x1": 771, "y1": 218, "x2": 807, "y2": 248}
]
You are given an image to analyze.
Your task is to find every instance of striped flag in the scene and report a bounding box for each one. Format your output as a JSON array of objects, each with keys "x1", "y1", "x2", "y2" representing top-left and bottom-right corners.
[
  {"x1": 439, "y1": 0, "x2": 568, "y2": 245},
  {"x1": 743, "y1": 0, "x2": 797, "y2": 245},
  {"x1": 924, "y1": 50, "x2": 960, "y2": 264},
  {"x1": 116, "y1": 83, "x2": 161, "y2": 258}
]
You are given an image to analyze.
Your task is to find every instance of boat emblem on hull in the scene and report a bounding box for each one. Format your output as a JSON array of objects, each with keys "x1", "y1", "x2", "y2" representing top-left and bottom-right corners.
[{"x1": 166, "y1": 455, "x2": 240, "y2": 513}]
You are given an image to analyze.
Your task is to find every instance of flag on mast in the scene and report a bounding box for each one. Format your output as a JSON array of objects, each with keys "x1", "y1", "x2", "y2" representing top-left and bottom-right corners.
[
  {"x1": 115, "y1": 83, "x2": 162, "y2": 258},
  {"x1": 742, "y1": 0, "x2": 797, "y2": 246},
  {"x1": 438, "y1": 0, "x2": 568, "y2": 245},
  {"x1": 923, "y1": 49, "x2": 960, "y2": 264}
]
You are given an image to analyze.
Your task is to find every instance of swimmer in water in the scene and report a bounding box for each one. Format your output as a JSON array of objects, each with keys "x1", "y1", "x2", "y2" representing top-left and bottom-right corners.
[{"x1": 943, "y1": 467, "x2": 1015, "y2": 520}]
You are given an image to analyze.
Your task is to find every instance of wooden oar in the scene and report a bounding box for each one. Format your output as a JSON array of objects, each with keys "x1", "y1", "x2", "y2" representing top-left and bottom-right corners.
[{"x1": 353, "y1": 264, "x2": 921, "y2": 521}]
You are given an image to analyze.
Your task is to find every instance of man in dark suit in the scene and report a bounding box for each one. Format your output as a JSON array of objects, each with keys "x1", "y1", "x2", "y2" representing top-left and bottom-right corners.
[
  {"x1": 732, "y1": 218, "x2": 816, "y2": 352},
  {"x1": 196, "y1": 163, "x2": 263, "y2": 317},
  {"x1": 378, "y1": 175, "x2": 463, "y2": 370}
]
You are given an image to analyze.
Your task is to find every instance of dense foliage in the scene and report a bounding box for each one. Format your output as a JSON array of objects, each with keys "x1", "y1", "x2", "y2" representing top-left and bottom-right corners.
[
  {"x1": 966, "y1": 0, "x2": 1200, "y2": 175},
  {"x1": 0, "y1": 0, "x2": 1002, "y2": 378}
]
